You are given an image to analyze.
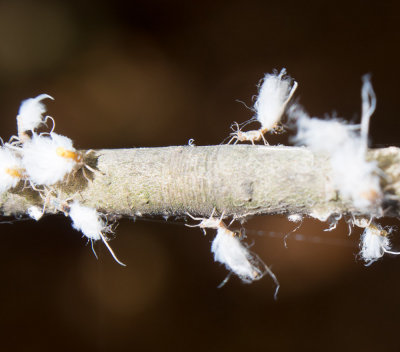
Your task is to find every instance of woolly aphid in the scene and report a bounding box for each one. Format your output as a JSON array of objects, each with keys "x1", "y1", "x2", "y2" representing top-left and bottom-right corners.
[
  {"x1": 187, "y1": 210, "x2": 279, "y2": 298},
  {"x1": 359, "y1": 223, "x2": 400, "y2": 265},
  {"x1": 229, "y1": 68, "x2": 297, "y2": 145},
  {"x1": 211, "y1": 227, "x2": 263, "y2": 282},
  {"x1": 0, "y1": 146, "x2": 24, "y2": 193},
  {"x1": 16, "y1": 94, "x2": 54, "y2": 142},
  {"x1": 21, "y1": 132, "x2": 83, "y2": 186},
  {"x1": 68, "y1": 201, "x2": 125, "y2": 266},
  {"x1": 292, "y1": 75, "x2": 381, "y2": 212}
]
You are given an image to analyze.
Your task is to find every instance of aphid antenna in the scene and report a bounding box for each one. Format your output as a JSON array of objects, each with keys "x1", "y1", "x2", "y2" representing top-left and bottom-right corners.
[{"x1": 234, "y1": 99, "x2": 254, "y2": 113}]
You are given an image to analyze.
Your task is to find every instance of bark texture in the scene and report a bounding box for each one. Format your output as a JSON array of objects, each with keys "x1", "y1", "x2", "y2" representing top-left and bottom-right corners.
[{"x1": 1, "y1": 145, "x2": 400, "y2": 219}]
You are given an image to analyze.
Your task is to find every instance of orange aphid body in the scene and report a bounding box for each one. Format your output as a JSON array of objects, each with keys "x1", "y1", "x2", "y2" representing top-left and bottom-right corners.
[
  {"x1": 5, "y1": 168, "x2": 22, "y2": 178},
  {"x1": 56, "y1": 147, "x2": 82, "y2": 163}
]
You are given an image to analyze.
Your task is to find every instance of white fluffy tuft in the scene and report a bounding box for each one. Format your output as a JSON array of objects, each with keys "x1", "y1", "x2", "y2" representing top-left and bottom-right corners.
[
  {"x1": 360, "y1": 224, "x2": 399, "y2": 264},
  {"x1": 288, "y1": 214, "x2": 302, "y2": 223},
  {"x1": 254, "y1": 68, "x2": 297, "y2": 130},
  {"x1": 68, "y1": 201, "x2": 125, "y2": 266},
  {"x1": 27, "y1": 206, "x2": 43, "y2": 221},
  {"x1": 0, "y1": 146, "x2": 23, "y2": 193},
  {"x1": 21, "y1": 132, "x2": 78, "y2": 186},
  {"x1": 68, "y1": 201, "x2": 104, "y2": 241},
  {"x1": 17, "y1": 94, "x2": 54, "y2": 133},
  {"x1": 211, "y1": 227, "x2": 263, "y2": 283},
  {"x1": 292, "y1": 76, "x2": 381, "y2": 212}
]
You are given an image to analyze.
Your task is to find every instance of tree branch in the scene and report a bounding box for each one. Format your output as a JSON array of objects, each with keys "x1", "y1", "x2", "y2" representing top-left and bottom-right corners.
[{"x1": 1, "y1": 145, "x2": 400, "y2": 219}]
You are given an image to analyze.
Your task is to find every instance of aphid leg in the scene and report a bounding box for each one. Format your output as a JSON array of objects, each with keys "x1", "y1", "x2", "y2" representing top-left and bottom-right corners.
[
  {"x1": 260, "y1": 133, "x2": 269, "y2": 146},
  {"x1": 83, "y1": 163, "x2": 98, "y2": 174},
  {"x1": 38, "y1": 187, "x2": 53, "y2": 214},
  {"x1": 226, "y1": 135, "x2": 237, "y2": 145},
  {"x1": 185, "y1": 207, "x2": 216, "y2": 222},
  {"x1": 227, "y1": 122, "x2": 242, "y2": 145},
  {"x1": 185, "y1": 208, "x2": 225, "y2": 234},
  {"x1": 5, "y1": 136, "x2": 21, "y2": 146},
  {"x1": 81, "y1": 167, "x2": 91, "y2": 183},
  {"x1": 100, "y1": 233, "x2": 126, "y2": 266},
  {"x1": 65, "y1": 171, "x2": 72, "y2": 184},
  {"x1": 185, "y1": 212, "x2": 209, "y2": 234},
  {"x1": 29, "y1": 181, "x2": 45, "y2": 193},
  {"x1": 82, "y1": 152, "x2": 105, "y2": 177}
]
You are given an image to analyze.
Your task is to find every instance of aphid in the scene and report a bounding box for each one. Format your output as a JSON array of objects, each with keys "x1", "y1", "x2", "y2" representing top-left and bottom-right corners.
[
  {"x1": 21, "y1": 132, "x2": 90, "y2": 186},
  {"x1": 0, "y1": 146, "x2": 24, "y2": 193},
  {"x1": 16, "y1": 94, "x2": 54, "y2": 142},
  {"x1": 359, "y1": 223, "x2": 400, "y2": 265},
  {"x1": 292, "y1": 76, "x2": 382, "y2": 213},
  {"x1": 68, "y1": 201, "x2": 125, "y2": 266},
  {"x1": 229, "y1": 68, "x2": 297, "y2": 145},
  {"x1": 187, "y1": 210, "x2": 279, "y2": 297},
  {"x1": 211, "y1": 227, "x2": 263, "y2": 282},
  {"x1": 186, "y1": 208, "x2": 227, "y2": 234}
]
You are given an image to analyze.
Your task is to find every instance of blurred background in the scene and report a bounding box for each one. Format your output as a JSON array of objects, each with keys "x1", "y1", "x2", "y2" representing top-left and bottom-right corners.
[{"x1": 0, "y1": 0, "x2": 399, "y2": 350}]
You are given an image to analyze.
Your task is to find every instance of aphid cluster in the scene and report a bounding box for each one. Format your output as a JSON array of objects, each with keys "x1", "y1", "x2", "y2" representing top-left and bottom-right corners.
[
  {"x1": 1, "y1": 70, "x2": 396, "y2": 296},
  {"x1": 185, "y1": 69, "x2": 396, "y2": 293},
  {"x1": 0, "y1": 95, "x2": 124, "y2": 265}
]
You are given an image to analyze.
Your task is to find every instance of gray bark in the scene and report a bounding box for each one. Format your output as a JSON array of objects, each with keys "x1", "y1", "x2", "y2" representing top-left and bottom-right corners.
[{"x1": 1, "y1": 145, "x2": 400, "y2": 219}]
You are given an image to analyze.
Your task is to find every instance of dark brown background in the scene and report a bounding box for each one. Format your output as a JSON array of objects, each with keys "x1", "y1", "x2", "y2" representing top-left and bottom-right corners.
[{"x1": 0, "y1": 0, "x2": 399, "y2": 351}]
